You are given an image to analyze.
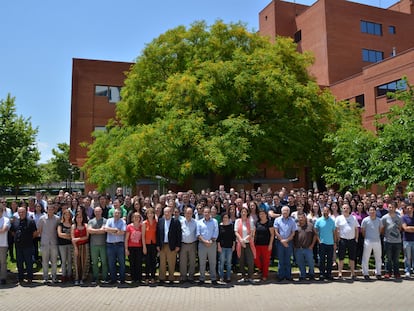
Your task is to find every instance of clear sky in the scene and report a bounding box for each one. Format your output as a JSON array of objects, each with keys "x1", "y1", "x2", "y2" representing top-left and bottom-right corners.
[{"x1": 0, "y1": 0, "x2": 398, "y2": 163}]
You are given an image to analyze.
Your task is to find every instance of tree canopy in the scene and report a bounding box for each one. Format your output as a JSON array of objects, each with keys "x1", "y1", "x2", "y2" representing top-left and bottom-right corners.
[
  {"x1": 0, "y1": 94, "x2": 41, "y2": 188},
  {"x1": 324, "y1": 78, "x2": 414, "y2": 193},
  {"x1": 84, "y1": 21, "x2": 341, "y2": 190}
]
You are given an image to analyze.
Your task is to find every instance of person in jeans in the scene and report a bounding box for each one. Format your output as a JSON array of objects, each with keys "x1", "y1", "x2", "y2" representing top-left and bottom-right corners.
[
  {"x1": 217, "y1": 213, "x2": 235, "y2": 283},
  {"x1": 381, "y1": 202, "x2": 402, "y2": 279},
  {"x1": 104, "y1": 208, "x2": 126, "y2": 284},
  {"x1": 87, "y1": 206, "x2": 108, "y2": 284},
  {"x1": 57, "y1": 209, "x2": 73, "y2": 283},
  {"x1": 197, "y1": 207, "x2": 219, "y2": 285},
  {"x1": 11, "y1": 207, "x2": 37, "y2": 284},
  {"x1": 274, "y1": 206, "x2": 297, "y2": 281},
  {"x1": 294, "y1": 212, "x2": 316, "y2": 280},
  {"x1": 315, "y1": 206, "x2": 336, "y2": 281},
  {"x1": 401, "y1": 204, "x2": 414, "y2": 278}
]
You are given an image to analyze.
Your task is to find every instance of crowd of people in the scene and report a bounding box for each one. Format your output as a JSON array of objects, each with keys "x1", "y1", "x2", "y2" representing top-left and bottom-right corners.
[{"x1": 0, "y1": 185, "x2": 413, "y2": 286}]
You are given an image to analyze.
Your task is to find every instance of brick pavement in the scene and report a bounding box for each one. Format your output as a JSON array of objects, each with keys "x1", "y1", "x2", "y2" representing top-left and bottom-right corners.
[{"x1": 0, "y1": 277, "x2": 413, "y2": 311}]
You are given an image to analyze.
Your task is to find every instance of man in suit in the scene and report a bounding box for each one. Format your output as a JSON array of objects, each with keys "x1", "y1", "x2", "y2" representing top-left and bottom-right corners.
[{"x1": 157, "y1": 202, "x2": 182, "y2": 284}]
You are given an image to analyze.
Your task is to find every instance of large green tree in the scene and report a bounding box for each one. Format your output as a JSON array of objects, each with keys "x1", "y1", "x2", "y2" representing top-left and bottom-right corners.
[
  {"x1": 0, "y1": 94, "x2": 41, "y2": 190},
  {"x1": 84, "y1": 21, "x2": 340, "y2": 190}
]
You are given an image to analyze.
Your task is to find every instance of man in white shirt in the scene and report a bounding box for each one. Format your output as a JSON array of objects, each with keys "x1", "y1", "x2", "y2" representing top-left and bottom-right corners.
[
  {"x1": 0, "y1": 206, "x2": 11, "y2": 285},
  {"x1": 335, "y1": 203, "x2": 359, "y2": 280}
]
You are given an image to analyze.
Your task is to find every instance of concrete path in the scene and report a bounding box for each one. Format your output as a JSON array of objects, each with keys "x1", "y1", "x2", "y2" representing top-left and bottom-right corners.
[{"x1": 0, "y1": 277, "x2": 413, "y2": 311}]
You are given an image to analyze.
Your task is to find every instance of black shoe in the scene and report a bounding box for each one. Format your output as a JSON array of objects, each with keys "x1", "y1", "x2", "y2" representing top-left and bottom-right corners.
[
  {"x1": 376, "y1": 275, "x2": 382, "y2": 280},
  {"x1": 364, "y1": 275, "x2": 370, "y2": 280},
  {"x1": 212, "y1": 280, "x2": 218, "y2": 285},
  {"x1": 319, "y1": 275, "x2": 325, "y2": 281},
  {"x1": 0, "y1": 279, "x2": 6, "y2": 285},
  {"x1": 308, "y1": 275, "x2": 315, "y2": 281},
  {"x1": 199, "y1": 280, "x2": 205, "y2": 285}
]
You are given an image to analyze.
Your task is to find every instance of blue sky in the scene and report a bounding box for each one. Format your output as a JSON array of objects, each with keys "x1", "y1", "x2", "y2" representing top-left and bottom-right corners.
[{"x1": 0, "y1": 0, "x2": 398, "y2": 163}]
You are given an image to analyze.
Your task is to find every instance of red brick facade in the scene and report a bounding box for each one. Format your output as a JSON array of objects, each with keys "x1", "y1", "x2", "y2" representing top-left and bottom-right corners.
[{"x1": 70, "y1": 0, "x2": 414, "y2": 193}]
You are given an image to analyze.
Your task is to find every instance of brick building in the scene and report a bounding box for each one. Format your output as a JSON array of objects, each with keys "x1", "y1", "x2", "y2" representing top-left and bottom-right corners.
[
  {"x1": 70, "y1": 0, "x2": 414, "y2": 193},
  {"x1": 259, "y1": 0, "x2": 414, "y2": 130},
  {"x1": 70, "y1": 59, "x2": 133, "y2": 174}
]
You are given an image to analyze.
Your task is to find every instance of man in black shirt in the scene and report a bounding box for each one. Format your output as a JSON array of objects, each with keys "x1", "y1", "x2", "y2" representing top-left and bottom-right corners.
[{"x1": 11, "y1": 207, "x2": 37, "y2": 284}]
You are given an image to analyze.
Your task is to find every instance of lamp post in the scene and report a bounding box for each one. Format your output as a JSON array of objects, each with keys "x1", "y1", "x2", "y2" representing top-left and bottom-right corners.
[{"x1": 68, "y1": 167, "x2": 73, "y2": 193}]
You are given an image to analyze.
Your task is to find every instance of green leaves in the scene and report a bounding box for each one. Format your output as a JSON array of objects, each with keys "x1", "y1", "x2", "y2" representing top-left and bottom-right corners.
[
  {"x1": 84, "y1": 21, "x2": 340, "y2": 190},
  {"x1": 0, "y1": 94, "x2": 41, "y2": 187},
  {"x1": 324, "y1": 79, "x2": 414, "y2": 193}
]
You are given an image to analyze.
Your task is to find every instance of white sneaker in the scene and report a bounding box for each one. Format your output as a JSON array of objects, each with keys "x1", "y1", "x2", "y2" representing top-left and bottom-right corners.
[{"x1": 405, "y1": 272, "x2": 410, "y2": 278}]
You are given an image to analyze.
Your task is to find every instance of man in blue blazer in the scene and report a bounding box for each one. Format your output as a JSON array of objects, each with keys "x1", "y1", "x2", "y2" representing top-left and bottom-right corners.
[{"x1": 157, "y1": 202, "x2": 182, "y2": 283}]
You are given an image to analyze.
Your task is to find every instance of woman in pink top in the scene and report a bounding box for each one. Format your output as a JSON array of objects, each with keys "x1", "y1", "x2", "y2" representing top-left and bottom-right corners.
[
  {"x1": 235, "y1": 206, "x2": 256, "y2": 283},
  {"x1": 125, "y1": 212, "x2": 144, "y2": 284}
]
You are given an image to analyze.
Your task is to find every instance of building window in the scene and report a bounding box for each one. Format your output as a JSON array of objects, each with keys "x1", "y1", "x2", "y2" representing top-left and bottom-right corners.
[
  {"x1": 94, "y1": 85, "x2": 122, "y2": 103},
  {"x1": 360, "y1": 20, "x2": 382, "y2": 36},
  {"x1": 362, "y1": 49, "x2": 383, "y2": 63},
  {"x1": 376, "y1": 79, "x2": 407, "y2": 97},
  {"x1": 388, "y1": 25, "x2": 396, "y2": 34},
  {"x1": 95, "y1": 85, "x2": 109, "y2": 97},
  {"x1": 355, "y1": 94, "x2": 365, "y2": 108},
  {"x1": 294, "y1": 30, "x2": 302, "y2": 43},
  {"x1": 94, "y1": 126, "x2": 106, "y2": 132}
]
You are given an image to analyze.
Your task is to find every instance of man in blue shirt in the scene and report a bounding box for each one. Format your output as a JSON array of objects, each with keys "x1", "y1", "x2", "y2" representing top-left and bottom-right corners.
[
  {"x1": 197, "y1": 207, "x2": 219, "y2": 284},
  {"x1": 274, "y1": 206, "x2": 297, "y2": 281},
  {"x1": 104, "y1": 208, "x2": 126, "y2": 284},
  {"x1": 315, "y1": 206, "x2": 336, "y2": 281},
  {"x1": 180, "y1": 207, "x2": 197, "y2": 283}
]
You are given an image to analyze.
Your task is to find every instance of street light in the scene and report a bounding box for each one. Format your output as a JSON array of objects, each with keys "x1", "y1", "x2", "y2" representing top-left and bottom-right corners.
[{"x1": 68, "y1": 167, "x2": 73, "y2": 193}]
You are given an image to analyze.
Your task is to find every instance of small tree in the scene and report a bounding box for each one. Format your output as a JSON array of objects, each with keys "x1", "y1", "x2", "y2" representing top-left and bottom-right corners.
[
  {"x1": 368, "y1": 79, "x2": 414, "y2": 193},
  {"x1": 49, "y1": 142, "x2": 80, "y2": 182},
  {"x1": 0, "y1": 94, "x2": 41, "y2": 193},
  {"x1": 324, "y1": 78, "x2": 414, "y2": 193},
  {"x1": 323, "y1": 106, "x2": 376, "y2": 192}
]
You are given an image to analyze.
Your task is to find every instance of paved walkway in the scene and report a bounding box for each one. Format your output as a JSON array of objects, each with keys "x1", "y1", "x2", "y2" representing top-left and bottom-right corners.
[{"x1": 0, "y1": 277, "x2": 413, "y2": 311}]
